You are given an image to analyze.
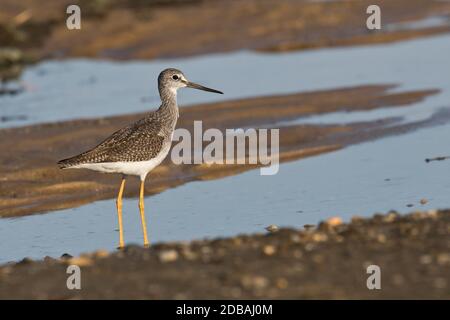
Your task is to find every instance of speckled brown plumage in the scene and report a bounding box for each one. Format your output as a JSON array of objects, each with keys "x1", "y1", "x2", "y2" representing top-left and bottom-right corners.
[
  {"x1": 58, "y1": 68, "x2": 182, "y2": 169},
  {"x1": 58, "y1": 114, "x2": 167, "y2": 168}
]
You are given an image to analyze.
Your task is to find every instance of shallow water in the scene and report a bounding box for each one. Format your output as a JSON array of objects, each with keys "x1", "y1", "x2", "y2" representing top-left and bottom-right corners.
[
  {"x1": 1, "y1": 123, "x2": 450, "y2": 263},
  {"x1": 1, "y1": 34, "x2": 450, "y2": 128},
  {"x1": 1, "y1": 34, "x2": 450, "y2": 263}
]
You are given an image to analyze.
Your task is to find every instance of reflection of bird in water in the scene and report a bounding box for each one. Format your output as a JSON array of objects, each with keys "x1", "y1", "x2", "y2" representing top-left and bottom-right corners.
[{"x1": 58, "y1": 68, "x2": 223, "y2": 249}]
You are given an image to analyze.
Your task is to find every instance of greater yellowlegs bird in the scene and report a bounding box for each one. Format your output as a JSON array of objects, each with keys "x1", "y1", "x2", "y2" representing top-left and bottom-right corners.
[{"x1": 58, "y1": 68, "x2": 223, "y2": 248}]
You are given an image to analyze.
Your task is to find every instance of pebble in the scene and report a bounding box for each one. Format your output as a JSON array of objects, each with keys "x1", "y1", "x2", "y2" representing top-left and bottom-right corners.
[
  {"x1": 158, "y1": 250, "x2": 178, "y2": 263},
  {"x1": 420, "y1": 198, "x2": 428, "y2": 205},
  {"x1": 376, "y1": 233, "x2": 387, "y2": 243},
  {"x1": 293, "y1": 250, "x2": 303, "y2": 259},
  {"x1": 93, "y1": 250, "x2": 109, "y2": 259},
  {"x1": 241, "y1": 275, "x2": 269, "y2": 290},
  {"x1": 18, "y1": 257, "x2": 32, "y2": 265},
  {"x1": 201, "y1": 246, "x2": 213, "y2": 255},
  {"x1": 326, "y1": 216, "x2": 343, "y2": 227},
  {"x1": 67, "y1": 256, "x2": 93, "y2": 267},
  {"x1": 419, "y1": 254, "x2": 432, "y2": 265},
  {"x1": 229, "y1": 287, "x2": 243, "y2": 298},
  {"x1": 265, "y1": 224, "x2": 279, "y2": 233},
  {"x1": 383, "y1": 212, "x2": 398, "y2": 223},
  {"x1": 437, "y1": 253, "x2": 450, "y2": 265},
  {"x1": 263, "y1": 245, "x2": 276, "y2": 256},
  {"x1": 181, "y1": 248, "x2": 198, "y2": 261},
  {"x1": 393, "y1": 274, "x2": 405, "y2": 286},
  {"x1": 351, "y1": 216, "x2": 364, "y2": 223},
  {"x1": 433, "y1": 278, "x2": 447, "y2": 289},
  {"x1": 276, "y1": 277, "x2": 289, "y2": 289},
  {"x1": 43, "y1": 256, "x2": 56, "y2": 264},
  {"x1": 427, "y1": 209, "x2": 438, "y2": 218},
  {"x1": 290, "y1": 234, "x2": 301, "y2": 243},
  {"x1": 232, "y1": 238, "x2": 243, "y2": 246},
  {"x1": 312, "y1": 233, "x2": 328, "y2": 242}
]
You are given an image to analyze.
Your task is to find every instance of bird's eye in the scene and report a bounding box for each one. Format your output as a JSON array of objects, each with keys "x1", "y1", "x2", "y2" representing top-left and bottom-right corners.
[{"x1": 172, "y1": 75, "x2": 179, "y2": 80}]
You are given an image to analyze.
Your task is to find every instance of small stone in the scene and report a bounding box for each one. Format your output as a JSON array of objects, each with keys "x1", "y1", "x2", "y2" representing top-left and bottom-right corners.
[
  {"x1": 383, "y1": 212, "x2": 398, "y2": 223},
  {"x1": 419, "y1": 254, "x2": 432, "y2": 265},
  {"x1": 174, "y1": 293, "x2": 188, "y2": 300},
  {"x1": 326, "y1": 216, "x2": 343, "y2": 227},
  {"x1": 411, "y1": 211, "x2": 426, "y2": 219},
  {"x1": 312, "y1": 233, "x2": 328, "y2": 242},
  {"x1": 265, "y1": 224, "x2": 279, "y2": 233},
  {"x1": 303, "y1": 224, "x2": 315, "y2": 230},
  {"x1": 158, "y1": 250, "x2": 178, "y2": 263},
  {"x1": 181, "y1": 249, "x2": 198, "y2": 261},
  {"x1": 276, "y1": 278, "x2": 289, "y2": 289},
  {"x1": 263, "y1": 245, "x2": 276, "y2": 256},
  {"x1": 93, "y1": 250, "x2": 109, "y2": 259},
  {"x1": 312, "y1": 254, "x2": 324, "y2": 264},
  {"x1": 241, "y1": 275, "x2": 269, "y2": 290},
  {"x1": 0, "y1": 267, "x2": 12, "y2": 276},
  {"x1": 293, "y1": 250, "x2": 303, "y2": 258},
  {"x1": 377, "y1": 234, "x2": 387, "y2": 243},
  {"x1": 201, "y1": 246, "x2": 212, "y2": 255},
  {"x1": 427, "y1": 209, "x2": 438, "y2": 218},
  {"x1": 67, "y1": 256, "x2": 93, "y2": 267},
  {"x1": 18, "y1": 257, "x2": 32, "y2": 265},
  {"x1": 60, "y1": 253, "x2": 73, "y2": 259},
  {"x1": 290, "y1": 234, "x2": 301, "y2": 243},
  {"x1": 406, "y1": 204, "x2": 414, "y2": 208},
  {"x1": 393, "y1": 274, "x2": 405, "y2": 286},
  {"x1": 253, "y1": 276, "x2": 269, "y2": 289},
  {"x1": 351, "y1": 216, "x2": 364, "y2": 223},
  {"x1": 43, "y1": 256, "x2": 56, "y2": 263},
  {"x1": 232, "y1": 238, "x2": 243, "y2": 246},
  {"x1": 433, "y1": 278, "x2": 447, "y2": 289},
  {"x1": 437, "y1": 253, "x2": 450, "y2": 265},
  {"x1": 229, "y1": 287, "x2": 242, "y2": 298},
  {"x1": 420, "y1": 198, "x2": 428, "y2": 205}
]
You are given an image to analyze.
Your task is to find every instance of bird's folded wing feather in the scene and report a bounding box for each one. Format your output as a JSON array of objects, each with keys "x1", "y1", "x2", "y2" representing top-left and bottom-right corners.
[{"x1": 58, "y1": 115, "x2": 165, "y2": 167}]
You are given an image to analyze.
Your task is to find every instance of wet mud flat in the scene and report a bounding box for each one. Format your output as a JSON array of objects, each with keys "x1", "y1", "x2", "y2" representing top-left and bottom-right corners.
[
  {"x1": 0, "y1": 209, "x2": 448, "y2": 299},
  {"x1": 0, "y1": 84, "x2": 444, "y2": 218},
  {"x1": 1, "y1": 0, "x2": 450, "y2": 60}
]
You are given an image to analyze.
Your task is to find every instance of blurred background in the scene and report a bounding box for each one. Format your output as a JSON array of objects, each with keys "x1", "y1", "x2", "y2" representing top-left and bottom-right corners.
[{"x1": 1, "y1": 0, "x2": 450, "y2": 262}]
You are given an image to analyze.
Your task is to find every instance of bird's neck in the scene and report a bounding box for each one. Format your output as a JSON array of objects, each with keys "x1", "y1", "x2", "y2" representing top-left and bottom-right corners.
[{"x1": 158, "y1": 86, "x2": 179, "y2": 118}]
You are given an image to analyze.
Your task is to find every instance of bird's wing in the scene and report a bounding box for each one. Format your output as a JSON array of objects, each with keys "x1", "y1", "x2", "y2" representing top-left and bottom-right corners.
[{"x1": 58, "y1": 114, "x2": 165, "y2": 167}]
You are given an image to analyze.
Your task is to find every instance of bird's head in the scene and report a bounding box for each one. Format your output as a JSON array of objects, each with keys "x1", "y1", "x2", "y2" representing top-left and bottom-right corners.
[{"x1": 158, "y1": 68, "x2": 223, "y2": 95}]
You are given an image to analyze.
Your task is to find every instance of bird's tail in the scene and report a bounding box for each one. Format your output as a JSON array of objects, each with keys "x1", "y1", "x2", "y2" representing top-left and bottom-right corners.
[{"x1": 57, "y1": 155, "x2": 84, "y2": 169}]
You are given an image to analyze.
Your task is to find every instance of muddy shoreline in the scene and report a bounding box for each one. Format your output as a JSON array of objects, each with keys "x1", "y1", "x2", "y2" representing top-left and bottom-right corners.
[
  {"x1": 1, "y1": 0, "x2": 450, "y2": 61},
  {"x1": 0, "y1": 209, "x2": 448, "y2": 299},
  {"x1": 0, "y1": 84, "x2": 445, "y2": 218}
]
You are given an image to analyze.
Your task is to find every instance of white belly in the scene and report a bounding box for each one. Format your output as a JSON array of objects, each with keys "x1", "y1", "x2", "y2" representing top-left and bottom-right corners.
[{"x1": 73, "y1": 145, "x2": 170, "y2": 181}]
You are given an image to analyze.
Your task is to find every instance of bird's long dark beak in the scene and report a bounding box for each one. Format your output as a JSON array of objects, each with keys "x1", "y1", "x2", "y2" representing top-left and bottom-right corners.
[{"x1": 184, "y1": 80, "x2": 223, "y2": 94}]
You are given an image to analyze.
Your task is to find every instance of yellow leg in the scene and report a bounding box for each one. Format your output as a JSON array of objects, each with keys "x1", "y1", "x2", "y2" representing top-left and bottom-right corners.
[
  {"x1": 139, "y1": 180, "x2": 150, "y2": 248},
  {"x1": 116, "y1": 178, "x2": 126, "y2": 249}
]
